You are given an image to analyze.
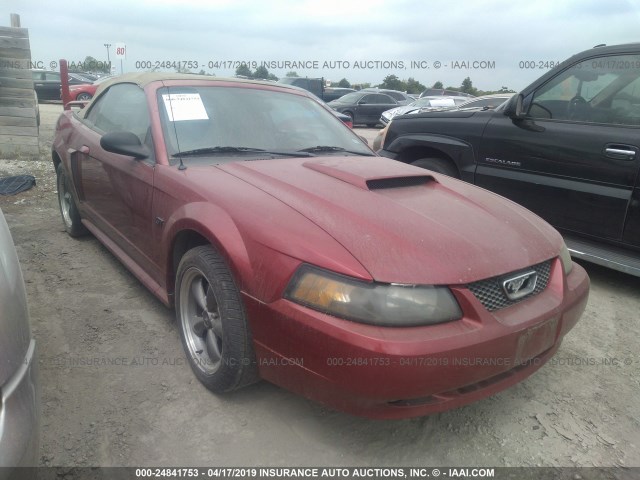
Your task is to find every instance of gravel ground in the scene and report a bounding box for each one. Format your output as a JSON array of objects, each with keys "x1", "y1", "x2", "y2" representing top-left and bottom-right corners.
[{"x1": 0, "y1": 104, "x2": 638, "y2": 468}]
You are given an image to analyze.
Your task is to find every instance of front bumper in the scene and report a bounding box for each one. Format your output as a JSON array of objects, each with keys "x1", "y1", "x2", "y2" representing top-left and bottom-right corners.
[
  {"x1": 0, "y1": 339, "x2": 40, "y2": 468},
  {"x1": 246, "y1": 258, "x2": 589, "y2": 419}
]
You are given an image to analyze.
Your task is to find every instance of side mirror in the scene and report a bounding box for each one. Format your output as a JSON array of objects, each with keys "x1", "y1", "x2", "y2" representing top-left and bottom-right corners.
[
  {"x1": 100, "y1": 131, "x2": 150, "y2": 159},
  {"x1": 505, "y1": 94, "x2": 526, "y2": 119}
]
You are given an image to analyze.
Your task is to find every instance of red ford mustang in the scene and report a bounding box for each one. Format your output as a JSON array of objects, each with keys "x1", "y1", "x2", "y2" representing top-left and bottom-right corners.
[
  {"x1": 68, "y1": 75, "x2": 114, "y2": 101},
  {"x1": 52, "y1": 73, "x2": 589, "y2": 419}
]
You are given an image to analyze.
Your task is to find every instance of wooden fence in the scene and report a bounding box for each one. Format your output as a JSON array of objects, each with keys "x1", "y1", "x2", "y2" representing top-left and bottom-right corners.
[{"x1": 0, "y1": 14, "x2": 39, "y2": 158}]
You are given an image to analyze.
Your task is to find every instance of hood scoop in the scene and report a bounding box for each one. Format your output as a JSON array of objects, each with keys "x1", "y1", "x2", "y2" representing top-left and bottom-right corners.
[
  {"x1": 365, "y1": 176, "x2": 432, "y2": 190},
  {"x1": 303, "y1": 158, "x2": 435, "y2": 191}
]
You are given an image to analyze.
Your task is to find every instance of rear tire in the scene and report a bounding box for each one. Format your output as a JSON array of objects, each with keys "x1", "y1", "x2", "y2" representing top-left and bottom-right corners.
[
  {"x1": 175, "y1": 245, "x2": 258, "y2": 393},
  {"x1": 76, "y1": 92, "x2": 92, "y2": 101},
  {"x1": 411, "y1": 157, "x2": 459, "y2": 178},
  {"x1": 56, "y1": 163, "x2": 88, "y2": 237}
]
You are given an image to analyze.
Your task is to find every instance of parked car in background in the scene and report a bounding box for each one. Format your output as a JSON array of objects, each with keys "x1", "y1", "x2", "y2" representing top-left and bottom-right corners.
[
  {"x1": 32, "y1": 70, "x2": 90, "y2": 101},
  {"x1": 76, "y1": 72, "x2": 99, "y2": 81},
  {"x1": 276, "y1": 77, "x2": 354, "y2": 102},
  {"x1": 379, "y1": 43, "x2": 640, "y2": 277},
  {"x1": 0, "y1": 209, "x2": 40, "y2": 469},
  {"x1": 454, "y1": 93, "x2": 514, "y2": 111},
  {"x1": 332, "y1": 110, "x2": 353, "y2": 128},
  {"x1": 380, "y1": 95, "x2": 472, "y2": 125},
  {"x1": 69, "y1": 72, "x2": 95, "y2": 83},
  {"x1": 375, "y1": 95, "x2": 513, "y2": 146},
  {"x1": 361, "y1": 88, "x2": 413, "y2": 105},
  {"x1": 328, "y1": 91, "x2": 398, "y2": 126},
  {"x1": 420, "y1": 88, "x2": 475, "y2": 99},
  {"x1": 52, "y1": 73, "x2": 588, "y2": 418},
  {"x1": 323, "y1": 87, "x2": 357, "y2": 102},
  {"x1": 68, "y1": 75, "x2": 115, "y2": 101}
]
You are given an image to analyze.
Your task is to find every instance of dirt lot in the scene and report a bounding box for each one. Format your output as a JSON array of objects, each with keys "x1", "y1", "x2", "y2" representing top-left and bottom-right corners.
[{"x1": 0, "y1": 104, "x2": 638, "y2": 468}]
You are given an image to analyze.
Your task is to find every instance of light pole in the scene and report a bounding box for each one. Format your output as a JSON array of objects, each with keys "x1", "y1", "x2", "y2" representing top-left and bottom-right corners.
[{"x1": 104, "y1": 43, "x2": 111, "y2": 64}]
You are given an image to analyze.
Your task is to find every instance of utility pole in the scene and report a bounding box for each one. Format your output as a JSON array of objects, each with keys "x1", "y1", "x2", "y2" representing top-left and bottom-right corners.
[{"x1": 104, "y1": 43, "x2": 111, "y2": 63}]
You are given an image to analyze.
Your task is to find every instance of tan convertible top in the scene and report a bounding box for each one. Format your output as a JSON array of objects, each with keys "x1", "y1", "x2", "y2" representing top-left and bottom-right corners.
[{"x1": 93, "y1": 72, "x2": 293, "y2": 98}]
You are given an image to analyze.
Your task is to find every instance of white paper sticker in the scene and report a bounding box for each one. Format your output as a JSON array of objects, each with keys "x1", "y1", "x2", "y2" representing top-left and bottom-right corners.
[
  {"x1": 429, "y1": 98, "x2": 456, "y2": 107},
  {"x1": 162, "y1": 93, "x2": 209, "y2": 121}
]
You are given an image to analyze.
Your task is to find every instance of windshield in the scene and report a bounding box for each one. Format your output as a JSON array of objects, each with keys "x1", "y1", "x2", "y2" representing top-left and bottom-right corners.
[
  {"x1": 158, "y1": 85, "x2": 372, "y2": 161},
  {"x1": 413, "y1": 97, "x2": 440, "y2": 107}
]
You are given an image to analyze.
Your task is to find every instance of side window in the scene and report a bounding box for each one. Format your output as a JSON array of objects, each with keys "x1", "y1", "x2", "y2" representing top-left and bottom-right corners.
[
  {"x1": 85, "y1": 83, "x2": 151, "y2": 142},
  {"x1": 529, "y1": 54, "x2": 640, "y2": 125},
  {"x1": 611, "y1": 75, "x2": 640, "y2": 125},
  {"x1": 386, "y1": 91, "x2": 404, "y2": 101},
  {"x1": 45, "y1": 72, "x2": 60, "y2": 81},
  {"x1": 366, "y1": 94, "x2": 395, "y2": 105}
]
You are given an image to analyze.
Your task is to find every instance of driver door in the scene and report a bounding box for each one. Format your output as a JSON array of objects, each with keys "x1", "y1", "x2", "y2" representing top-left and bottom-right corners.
[
  {"x1": 477, "y1": 54, "x2": 640, "y2": 241},
  {"x1": 71, "y1": 83, "x2": 159, "y2": 278}
]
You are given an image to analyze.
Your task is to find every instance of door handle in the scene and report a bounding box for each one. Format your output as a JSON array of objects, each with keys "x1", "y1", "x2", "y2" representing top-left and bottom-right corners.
[{"x1": 604, "y1": 145, "x2": 636, "y2": 160}]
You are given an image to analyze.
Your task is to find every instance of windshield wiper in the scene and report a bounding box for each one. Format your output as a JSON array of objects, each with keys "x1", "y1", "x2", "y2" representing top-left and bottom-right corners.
[
  {"x1": 297, "y1": 146, "x2": 374, "y2": 156},
  {"x1": 173, "y1": 146, "x2": 313, "y2": 158},
  {"x1": 173, "y1": 146, "x2": 266, "y2": 157}
]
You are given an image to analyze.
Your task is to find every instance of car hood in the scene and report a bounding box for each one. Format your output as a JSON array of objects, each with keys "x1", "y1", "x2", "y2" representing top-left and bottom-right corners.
[
  {"x1": 217, "y1": 156, "x2": 562, "y2": 285},
  {"x1": 407, "y1": 109, "x2": 478, "y2": 119}
]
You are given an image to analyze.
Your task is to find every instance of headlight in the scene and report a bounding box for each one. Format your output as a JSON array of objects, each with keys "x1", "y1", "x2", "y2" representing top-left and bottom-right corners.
[
  {"x1": 284, "y1": 265, "x2": 462, "y2": 327},
  {"x1": 559, "y1": 243, "x2": 573, "y2": 275}
]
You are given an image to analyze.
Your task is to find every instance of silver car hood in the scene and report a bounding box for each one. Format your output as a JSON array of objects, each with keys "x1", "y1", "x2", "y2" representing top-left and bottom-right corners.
[{"x1": 0, "y1": 210, "x2": 32, "y2": 387}]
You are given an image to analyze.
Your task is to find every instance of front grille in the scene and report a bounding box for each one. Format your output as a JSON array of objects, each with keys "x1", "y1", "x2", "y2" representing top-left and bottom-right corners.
[{"x1": 466, "y1": 260, "x2": 551, "y2": 312}]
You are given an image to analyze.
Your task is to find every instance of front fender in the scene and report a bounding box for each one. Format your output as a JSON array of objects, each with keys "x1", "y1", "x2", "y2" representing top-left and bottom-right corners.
[
  {"x1": 383, "y1": 133, "x2": 476, "y2": 181},
  {"x1": 161, "y1": 202, "x2": 311, "y2": 304},
  {"x1": 162, "y1": 201, "x2": 253, "y2": 296}
]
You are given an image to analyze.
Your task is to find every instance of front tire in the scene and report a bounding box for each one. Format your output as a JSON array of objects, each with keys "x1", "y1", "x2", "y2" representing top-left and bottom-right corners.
[
  {"x1": 76, "y1": 92, "x2": 92, "y2": 101},
  {"x1": 175, "y1": 245, "x2": 258, "y2": 393},
  {"x1": 56, "y1": 163, "x2": 88, "y2": 237},
  {"x1": 343, "y1": 111, "x2": 354, "y2": 124},
  {"x1": 411, "y1": 157, "x2": 459, "y2": 178}
]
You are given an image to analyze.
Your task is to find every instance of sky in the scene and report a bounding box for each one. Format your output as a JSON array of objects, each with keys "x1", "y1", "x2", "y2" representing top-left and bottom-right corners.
[{"x1": 4, "y1": 0, "x2": 640, "y2": 91}]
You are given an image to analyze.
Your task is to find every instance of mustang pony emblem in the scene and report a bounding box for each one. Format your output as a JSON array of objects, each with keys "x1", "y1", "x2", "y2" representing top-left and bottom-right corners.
[{"x1": 502, "y1": 271, "x2": 538, "y2": 300}]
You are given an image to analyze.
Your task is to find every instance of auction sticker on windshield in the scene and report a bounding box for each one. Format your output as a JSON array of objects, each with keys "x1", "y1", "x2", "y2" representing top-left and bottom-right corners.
[{"x1": 162, "y1": 93, "x2": 209, "y2": 121}]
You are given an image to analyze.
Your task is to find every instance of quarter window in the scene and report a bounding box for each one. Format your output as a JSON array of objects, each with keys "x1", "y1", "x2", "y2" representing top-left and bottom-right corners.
[{"x1": 385, "y1": 91, "x2": 405, "y2": 101}]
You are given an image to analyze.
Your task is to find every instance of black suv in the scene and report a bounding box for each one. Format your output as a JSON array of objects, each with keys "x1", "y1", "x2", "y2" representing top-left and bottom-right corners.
[{"x1": 379, "y1": 43, "x2": 640, "y2": 276}]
